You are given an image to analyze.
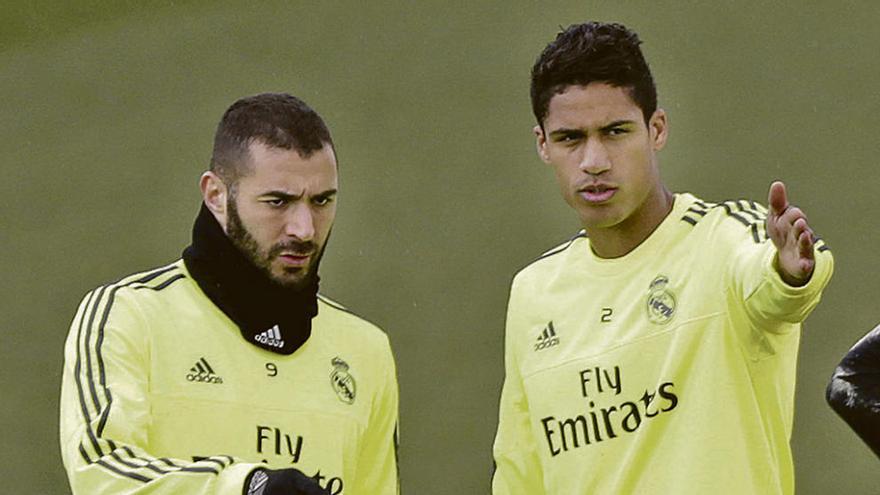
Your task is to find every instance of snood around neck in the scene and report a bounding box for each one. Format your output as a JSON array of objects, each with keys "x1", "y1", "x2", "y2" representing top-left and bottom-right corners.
[{"x1": 182, "y1": 204, "x2": 318, "y2": 355}]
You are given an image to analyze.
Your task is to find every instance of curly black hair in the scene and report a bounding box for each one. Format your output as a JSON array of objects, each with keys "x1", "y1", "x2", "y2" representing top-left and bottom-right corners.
[{"x1": 530, "y1": 22, "x2": 657, "y2": 127}]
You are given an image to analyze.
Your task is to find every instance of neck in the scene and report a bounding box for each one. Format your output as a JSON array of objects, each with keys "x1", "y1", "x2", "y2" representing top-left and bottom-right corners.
[{"x1": 587, "y1": 187, "x2": 674, "y2": 259}]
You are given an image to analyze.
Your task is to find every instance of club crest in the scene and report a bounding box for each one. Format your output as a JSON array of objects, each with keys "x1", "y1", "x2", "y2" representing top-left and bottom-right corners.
[
  {"x1": 646, "y1": 275, "x2": 676, "y2": 324},
  {"x1": 330, "y1": 357, "x2": 357, "y2": 404}
]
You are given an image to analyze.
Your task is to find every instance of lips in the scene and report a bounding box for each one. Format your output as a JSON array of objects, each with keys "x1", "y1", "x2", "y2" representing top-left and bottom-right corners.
[
  {"x1": 579, "y1": 183, "x2": 618, "y2": 204},
  {"x1": 278, "y1": 252, "x2": 312, "y2": 267}
]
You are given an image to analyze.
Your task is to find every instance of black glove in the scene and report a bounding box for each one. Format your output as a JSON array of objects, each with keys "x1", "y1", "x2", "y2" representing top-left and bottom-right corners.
[{"x1": 243, "y1": 467, "x2": 329, "y2": 495}]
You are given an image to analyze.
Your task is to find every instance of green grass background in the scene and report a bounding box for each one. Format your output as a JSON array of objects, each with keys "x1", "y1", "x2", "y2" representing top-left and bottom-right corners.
[{"x1": 2, "y1": 1, "x2": 879, "y2": 493}]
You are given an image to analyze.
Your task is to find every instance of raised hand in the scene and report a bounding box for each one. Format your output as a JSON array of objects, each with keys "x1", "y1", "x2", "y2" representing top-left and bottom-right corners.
[{"x1": 766, "y1": 181, "x2": 815, "y2": 286}]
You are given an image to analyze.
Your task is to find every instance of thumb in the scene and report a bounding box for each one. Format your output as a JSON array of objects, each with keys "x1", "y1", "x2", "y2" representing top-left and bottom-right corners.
[{"x1": 768, "y1": 181, "x2": 788, "y2": 216}]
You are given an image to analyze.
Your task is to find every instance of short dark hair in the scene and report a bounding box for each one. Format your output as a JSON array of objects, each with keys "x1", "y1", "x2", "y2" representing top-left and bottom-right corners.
[
  {"x1": 210, "y1": 92, "x2": 334, "y2": 184},
  {"x1": 530, "y1": 22, "x2": 657, "y2": 126}
]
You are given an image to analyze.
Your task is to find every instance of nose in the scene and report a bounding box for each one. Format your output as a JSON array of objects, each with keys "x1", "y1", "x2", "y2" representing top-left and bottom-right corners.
[
  {"x1": 284, "y1": 204, "x2": 315, "y2": 241},
  {"x1": 579, "y1": 137, "x2": 611, "y2": 175}
]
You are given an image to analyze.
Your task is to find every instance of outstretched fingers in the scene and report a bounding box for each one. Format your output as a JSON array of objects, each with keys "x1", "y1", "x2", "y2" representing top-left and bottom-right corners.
[
  {"x1": 796, "y1": 219, "x2": 816, "y2": 261},
  {"x1": 766, "y1": 180, "x2": 817, "y2": 285}
]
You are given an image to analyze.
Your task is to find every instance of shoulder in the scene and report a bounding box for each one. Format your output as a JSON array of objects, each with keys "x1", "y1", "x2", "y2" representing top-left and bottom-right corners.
[
  {"x1": 517, "y1": 230, "x2": 587, "y2": 276},
  {"x1": 79, "y1": 260, "x2": 189, "y2": 310},
  {"x1": 678, "y1": 196, "x2": 772, "y2": 246},
  {"x1": 69, "y1": 261, "x2": 189, "y2": 347},
  {"x1": 316, "y1": 294, "x2": 393, "y2": 352},
  {"x1": 512, "y1": 231, "x2": 588, "y2": 286}
]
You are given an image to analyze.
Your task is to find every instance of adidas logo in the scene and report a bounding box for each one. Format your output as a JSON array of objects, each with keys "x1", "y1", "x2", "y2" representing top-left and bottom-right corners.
[
  {"x1": 255, "y1": 324, "x2": 284, "y2": 348},
  {"x1": 534, "y1": 321, "x2": 560, "y2": 351},
  {"x1": 186, "y1": 357, "x2": 223, "y2": 384}
]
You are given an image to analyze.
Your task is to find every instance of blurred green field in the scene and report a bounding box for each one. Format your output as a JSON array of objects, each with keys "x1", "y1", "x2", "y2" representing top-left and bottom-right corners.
[{"x1": 2, "y1": 1, "x2": 879, "y2": 493}]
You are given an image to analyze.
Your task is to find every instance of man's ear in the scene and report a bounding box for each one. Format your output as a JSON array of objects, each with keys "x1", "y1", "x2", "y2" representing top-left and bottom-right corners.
[
  {"x1": 649, "y1": 108, "x2": 668, "y2": 151},
  {"x1": 534, "y1": 125, "x2": 551, "y2": 164},
  {"x1": 200, "y1": 171, "x2": 229, "y2": 231}
]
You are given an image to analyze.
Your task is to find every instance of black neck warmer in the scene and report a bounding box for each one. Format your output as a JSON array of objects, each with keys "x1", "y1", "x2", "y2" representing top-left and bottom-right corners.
[{"x1": 182, "y1": 204, "x2": 318, "y2": 355}]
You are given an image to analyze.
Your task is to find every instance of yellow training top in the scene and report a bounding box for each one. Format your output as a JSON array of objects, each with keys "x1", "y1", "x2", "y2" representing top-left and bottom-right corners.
[
  {"x1": 493, "y1": 193, "x2": 833, "y2": 495},
  {"x1": 60, "y1": 260, "x2": 399, "y2": 495}
]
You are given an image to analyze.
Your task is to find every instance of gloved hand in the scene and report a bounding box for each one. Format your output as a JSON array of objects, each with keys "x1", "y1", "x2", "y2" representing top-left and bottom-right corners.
[{"x1": 243, "y1": 467, "x2": 329, "y2": 495}]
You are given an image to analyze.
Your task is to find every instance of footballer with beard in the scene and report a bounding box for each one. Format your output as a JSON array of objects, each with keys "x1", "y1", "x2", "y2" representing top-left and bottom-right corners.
[{"x1": 60, "y1": 93, "x2": 399, "y2": 495}]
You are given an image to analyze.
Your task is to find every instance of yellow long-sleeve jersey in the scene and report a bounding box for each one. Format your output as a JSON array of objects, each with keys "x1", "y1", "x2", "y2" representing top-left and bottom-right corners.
[
  {"x1": 60, "y1": 260, "x2": 399, "y2": 495},
  {"x1": 493, "y1": 193, "x2": 833, "y2": 495}
]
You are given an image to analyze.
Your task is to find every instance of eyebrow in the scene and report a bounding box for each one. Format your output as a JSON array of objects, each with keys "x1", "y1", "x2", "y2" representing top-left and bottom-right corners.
[
  {"x1": 260, "y1": 189, "x2": 338, "y2": 200},
  {"x1": 548, "y1": 119, "x2": 636, "y2": 138},
  {"x1": 548, "y1": 128, "x2": 585, "y2": 139},
  {"x1": 600, "y1": 119, "x2": 636, "y2": 131}
]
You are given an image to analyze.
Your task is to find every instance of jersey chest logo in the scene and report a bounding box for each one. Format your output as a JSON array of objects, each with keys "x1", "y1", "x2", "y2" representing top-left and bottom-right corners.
[
  {"x1": 534, "y1": 321, "x2": 560, "y2": 351},
  {"x1": 185, "y1": 357, "x2": 224, "y2": 384},
  {"x1": 646, "y1": 275, "x2": 676, "y2": 325},
  {"x1": 330, "y1": 357, "x2": 357, "y2": 404}
]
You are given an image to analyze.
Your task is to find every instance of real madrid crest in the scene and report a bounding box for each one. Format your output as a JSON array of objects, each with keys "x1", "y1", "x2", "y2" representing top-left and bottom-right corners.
[
  {"x1": 330, "y1": 357, "x2": 357, "y2": 404},
  {"x1": 646, "y1": 275, "x2": 676, "y2": 324}
]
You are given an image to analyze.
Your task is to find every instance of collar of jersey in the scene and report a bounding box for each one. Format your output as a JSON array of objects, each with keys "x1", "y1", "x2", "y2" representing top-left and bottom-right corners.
[{"x1": 181, "y1": 203, "x2": 318, "y2": 355}]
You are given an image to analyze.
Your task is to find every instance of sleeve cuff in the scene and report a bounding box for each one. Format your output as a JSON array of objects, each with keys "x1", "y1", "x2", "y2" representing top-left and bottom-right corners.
[{"x1": 762, "y1": 244, "x2": 834, "y2": 297}]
